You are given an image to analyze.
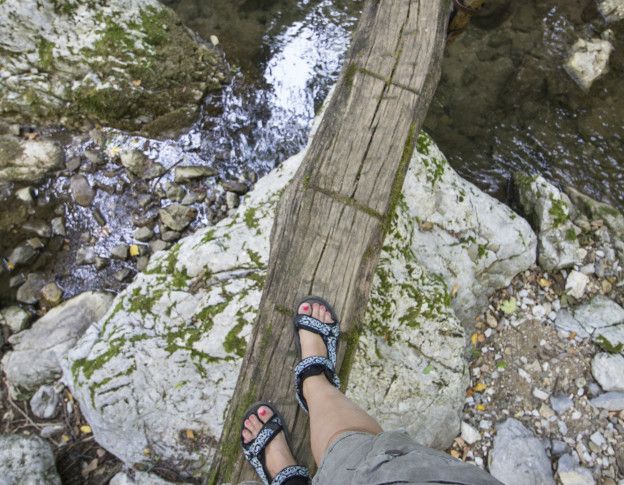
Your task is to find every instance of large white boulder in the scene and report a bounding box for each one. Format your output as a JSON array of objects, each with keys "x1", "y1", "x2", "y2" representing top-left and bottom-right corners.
[
  {"x1": 62, "y1": 132, "x2": 534, "y2": 476},
  {"x1": 0, "y1": 0, "x2": 225, "y2": 133},
  {"x1": 0, "y1": 136, "x2": 63, "y2": 184}
]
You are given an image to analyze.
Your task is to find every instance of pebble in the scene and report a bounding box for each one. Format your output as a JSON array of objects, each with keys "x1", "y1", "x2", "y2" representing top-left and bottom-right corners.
[
  {"x1": 15, "y1": 186, "x2": 34, "y2": 203},
  {"x1": 590, "y1": 431, "x2": 605, "y2": 448},
  {"x1": 161, "y1": 231, "x2": 181, "y2": 242},
  {"x1": 533, "y1": 388, "x2": 550, "y2": 401},
  {"x1": 70, "y1": 174, "x2": 95, "y2": 206},
  {"x1": 110, "y1": 244, "x2": 129, "y2": 260},
  {"x1": 8, "y1": 244, "x2": 38, "y2": 266},
  {"x1": 50, "y1": 217, "x2": 66, "y2": 236},
  {"x1": 40, "y1": 282, "x2": 62, "y2": 306},
  {"x1": 113, "y1": 268, "x2": 131, "y2": 282},
  {"x1": 29, "y1": 385, "x2": 60, "y2": 419},
  {"x1": 461, "y1": 421, "x2": 481, "y2": 444},
  {"x1": 0, "y1": 306, "x2": 31, "y2": 333},
  {"x1": 221, "y1": 180, "x2": 249, "y2": 194},
  {"x1": 76, "y1": 247, "x2": 96, "y2": 265},
  {"x1": 133, "y1": 227, "x2": 154, "y2": 242},
  {"x1": 565, "y1": 270, "x2": 589, "y2": 299}
]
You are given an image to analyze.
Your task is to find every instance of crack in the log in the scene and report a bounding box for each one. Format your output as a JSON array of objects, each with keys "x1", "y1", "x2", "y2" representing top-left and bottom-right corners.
[
  {"x1": 349, "y1": 2, "x2": 413, "y2": 199},
  {"x1": 309, "y1": 183, "x2": 384, "y2": 220}
]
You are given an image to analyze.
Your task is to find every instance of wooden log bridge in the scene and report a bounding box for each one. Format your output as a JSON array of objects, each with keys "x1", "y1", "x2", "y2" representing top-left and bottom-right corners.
[{"x1": 209, "y1": 1, "x2": 452, "y2": 482}]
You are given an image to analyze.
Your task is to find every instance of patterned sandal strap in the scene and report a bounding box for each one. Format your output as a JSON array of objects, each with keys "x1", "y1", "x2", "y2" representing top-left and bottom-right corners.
[
  {"x1": 272, "y1": 465, "x2": 311, "y2": 485},
  {"x1": 243, "y1": 414, "x2": 284, "y2": 485},
  {"x1": 295, "y1": 314, "x2": 339, "y2": 367},
  {"x1": 294, "y1": 356, "x2": 340, "y2": 413}
]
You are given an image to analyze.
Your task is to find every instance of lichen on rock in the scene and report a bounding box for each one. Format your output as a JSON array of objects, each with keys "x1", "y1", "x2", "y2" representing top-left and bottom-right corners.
[{"x1": 0, "y1": 0, "x2": 227, "y2": 134}]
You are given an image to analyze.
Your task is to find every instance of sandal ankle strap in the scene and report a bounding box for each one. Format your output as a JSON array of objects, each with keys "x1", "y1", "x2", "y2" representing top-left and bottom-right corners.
[{"x1": 294, "y1": 356, "x2": 340, "y2": 413}]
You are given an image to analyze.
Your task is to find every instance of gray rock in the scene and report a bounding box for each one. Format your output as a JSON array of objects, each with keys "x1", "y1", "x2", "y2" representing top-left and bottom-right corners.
[
  {"x1": 110, "y1": 470, "x2": 192, "y2": 485},
  {"x1": 565, "y1": 38, "x2": 613, "y2": 91},
  {"x1": 23, "y1": 220, "x2": 51, "y2": 238},
  {"x1": 50, "y1": 217, "x2": 66, "y2": 236},
  {"x1": 174, "y1": 166, "x2": 216, "y2": 183},
  {"x1": 221, "y1": 180, "x2": 249, "y2": 194},
  {"x1": 94, "y1": 256, "x2": 108, "y2": 270},
  {"x1": 225, "y1": 191, "x2": 240, "y2": 210},
  {"x1": 40, "y1": 282, "x2": 63, "y2": 307},
  {"x1": 550, "y1": 394, "x2": 574, "y2": 415},
  {"x1": 136, "y1": 256, "x2": 149, "y2": 272},
  {"x1": 70, "y1": 174, "x2": 95, "y2": 206},
  {"x1": 551, "y1": 439, "x2": 569, "y2": 457},
  {"x1": 113, "y1": 268, "x2": 131, "y2": 282},
  {"x1": 159, "y1": 203, "x2": 196, "y2": 232},
  {"x1": 589, "y1": 392, "x2": 624, "y2": 411},
  {"x1": 110, "y1": 244, "x2": 129, "y2": 260},
  {"x1": 557, "y1": 453, "x2": 595, "y2": 485},
  {"x1": 149, "y1": 239, "x2": 170, "y2": 253},
  {"x1": 0, "y1": 434, "x2": 61, "y2": 484},
  {"x1": 15, "y1": 186, "x2": 34, "y2": 202},
  {"x1": 165, "y1": 182, "x2": 186, "y2": 202},
  {"x1": 0, "y1": 305, "x2": 31, "y2": 333},
  {"x1": 30, "y1": 384, "x2": 60, "y2": 419},
  {"x1": 592, "y1": 353, "x2": 624, "y2": 391},
  {"x1": 598, "y1": 0, "x2": 624, "y2": 23},
  {"x1": 8, "y1": 243, "x2": 37, "y2": 266},
  {"x1": 120, "y1": 150, "x2": 164, "y2": 179},
  {"x1": 565, "y1": 270, "x2": 589, "y2": 299},
  {"x1": 461, "y1": 421, "x2": 481, "y2": 444},
  {"x1": 27, "y1": 237, "x2": 44, "y2": 250},
  {"x1": 2, "y1": 291, "x2": 113, "y2": 399},
  {"x1": 0, "y1": 136, "x2": 63, "y2": 183},
  {"x1": 40, "y1": 424, "x2": 65, "y2": 439},
  {"x1": 9, "y1": 273, "x2": 26, "y2": 288},
  {"x1": 65, "y1": 156, "x2": 81, "y2": 172},
  {"x1": 76, "y1": 247, "x2": 96, "y2": 265},
  {"x1": 161, "y1": 231, "x2": 181, "y2": 242},
  {"x1": 513, "y1": 173, "x2": 584, "y2": 271},
  {"x1": 489, "y1": 418, "x2": 555, "y2": 485},
  {"x1": 133, "y1": 227, "x2": 154, "y2": 242},
  {"x1": 180, "y1": 191, "x2": 199, "y2": 206},
  {"x1": 16, "y1": 273, "x2": 47, "y2": 304}
]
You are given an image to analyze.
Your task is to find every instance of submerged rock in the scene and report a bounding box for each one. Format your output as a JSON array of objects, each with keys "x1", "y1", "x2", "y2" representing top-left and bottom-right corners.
[
  {"x1": 489, "y1": 418, "x2": 555, "y2": 485},
  {"x1": 597, "y1": 0, "x2": 624, "y2": 23},
  {"x1": 70, "y1": 174, "x2": 95, "y2": 206},
  {"x1": 0, "y1": 434, "x2": 61, "y2": 484},
  {"x1": 564, "y1": 38, "x2": 613, "y2": 91},
  {"x1": 2, "y1": 291, "x2": 114, "y2": 399},
  {"x1": 63, "y1": 133, "x2": 533, "y2": 474},
  {"x1": 0, "y1": 0, "x2": 227, "y2": 133},
  {"x1": 120, "y1": 149, "x2": 165, "y2": 179},
  {"x1": 0, "y1": 136, "x2": 63, "y2": 184},
  {"x1": 513, "y1": 173, "x2": 585, "y2": 271},
  {"x1": 0, "y1": 305, "x2": 31, "y2": 334}
]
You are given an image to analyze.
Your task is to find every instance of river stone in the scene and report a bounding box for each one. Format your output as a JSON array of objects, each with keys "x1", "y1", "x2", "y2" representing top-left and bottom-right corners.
[
  {"x1": 513, "y1": 173, "x2": 585, "y2": 271},
  {"x1": 0, "y1": 305, "x2": 31, "y2": 333},
  {"x1": 401, "y1": 134, "x2": 536, "y2": 324},
  {"x1": 2, "y1": 291, "x2": 114, "y2": 399},
  {"x1": 30, "y1": 384, "x2": 61, "y2": 419},
  {"x1": 8, "y1": 243, "x2": 37, "y2": 267},
  {"x1": 0, "y1": 0, "x2": 226, "y2": 133},
  {"x1": 0, "y1": 136, "x2": 63, "y2": 184},
  {"x1": 221, "y1": 180, "x2": 249, "y2": 194},
  {"x1": 70, "y1": 174, "x2": 95, "y2": 206},
  {"x1": 62, "y1": 131, "x2": 532, "y2": 474},
  {"x1": 489, "y1": 418, "x2": 555, "y2": 485},
  {"x1": 0, "y1": 434, "x2": 61, "y2": 484},
  {"x1": 120, "y1": 149, "x2": 165, "y2": 179},
  {"x1": 40, "y1": 282, "x2": 63, "y2": 307},
  {"x1": 133, "y1": 226, "x2": 154, "y2": 242},
  {"x1": 598, "y1": 0, "x2": 624, "y2": 23},
  {"x1": 16, "y1": 273, "x2": 47, "y2": 305},
  {"x1": 592, "y1": 353, "x2": 624, "y2": 391},
  {"x1": 564, "y1": 38, "x2": 613, "y2": 91},
  {"x1": 557, "y1": 453, "x2": 595, "y2": 485},
  {"x1": 159, "y1": 203, "x2": 197, "y2": 231},
  {"x1": 174, "y1": 166, "x2": 216, "y2": 183},
  {"x1": 23, "y1": 220, "x2": 52, "y2": 238}
]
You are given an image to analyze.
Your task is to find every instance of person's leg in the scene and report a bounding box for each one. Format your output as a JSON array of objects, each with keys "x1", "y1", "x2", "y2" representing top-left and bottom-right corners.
[{"x1": 297, "y1": 302, "x2": 383, "y2": 466}]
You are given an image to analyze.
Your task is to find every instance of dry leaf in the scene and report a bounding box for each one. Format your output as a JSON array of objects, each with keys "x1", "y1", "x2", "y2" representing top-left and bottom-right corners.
[
  {"x1": 450, "y1": 449, "x2": 461, "y2": 459},
  {"x1": 80, "y1": 425, "x2": 92, "y2": 434},
  {"x1": 473, "y1": 383, "x2": 487, "y2": 393},
  {"x1": 419, "y1": 221, "x2": 434, "y2": 231},
  {"x1": 132, "y1": 79, "x2": 142, "y2": 87},
  {"x1": 129, "y1": 244, "x2": 140, "y2": 257},
  {"x1": 450, "y1": 284, "x2": 459, "y2": 298},
  {"x1": 538, "y1": 278, "x2": 552, "y2": 288},
  {"x1": 185, "y1": 429, "x2": 195, "y2": 440}
]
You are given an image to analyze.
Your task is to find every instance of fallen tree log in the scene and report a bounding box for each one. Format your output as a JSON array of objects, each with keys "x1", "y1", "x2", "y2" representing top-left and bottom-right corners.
[{"x1": 208, "y1": 1, "x2": 451, "y2": 482}]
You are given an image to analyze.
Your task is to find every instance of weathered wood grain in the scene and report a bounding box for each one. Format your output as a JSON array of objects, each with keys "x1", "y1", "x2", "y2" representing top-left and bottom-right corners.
[{"x1": 207, "y1": 1, "x2": 451, "y2": 483}]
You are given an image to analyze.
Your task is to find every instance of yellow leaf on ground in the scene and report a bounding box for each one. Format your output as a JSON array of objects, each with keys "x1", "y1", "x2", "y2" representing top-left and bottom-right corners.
[
  {"x1": 476, "y1": 404, "x2": 486, "y2": 411},
  {"x1": 473, "y1": 383, "x2": 487, "y2": 393},
  {"x1": 129, "y1": 244, "x2": 140, "y2": 257},
  {"x1": 80, "y1": 425, "x2": 92, "y2": 434},
  {"x1": 132, "y1": 79, "x2": 142, "y2": 87},
  {"x1": 143, "y1": 448, "x2": 151, "y2": 456},
  {"x1": 471, "y1": 333, "x2": 478, "y2": 346},
  {"x1": 62, "y1": 435, "x2": 70, "y2": 443},
  {"x1": 185, "y1": 429, "x2": 195, "y2": 440},
  {"x1": 538, "y1": 278, "x2": 552, "y2": 288},
  {"x1": 7, "y1": 261, "x2": 15, "y2": 270}
]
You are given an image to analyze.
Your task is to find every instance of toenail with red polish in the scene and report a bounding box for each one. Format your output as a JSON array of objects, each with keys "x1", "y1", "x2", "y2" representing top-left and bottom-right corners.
[
  {"x1": 303, "y1": 305, "x2": 309, "y2": 311},
  {"x1": 259, "y1": 408, "x2": 266, "y2": 416}
]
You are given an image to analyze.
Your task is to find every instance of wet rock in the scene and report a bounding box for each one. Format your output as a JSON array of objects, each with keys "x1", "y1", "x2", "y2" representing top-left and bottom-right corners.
[
  {"x1": 0, "y1": 434, "x2": 61, "y2": 484},
  {"x1": 84, "y1": 149, "x2": 105, "y2": 166},
  {"x1": 40, "y1": 282, "x2": 63, "y2": 307},
  {"x1": 120, "y1": 150, "x2": 164, "y2": 179},
  {"x1": 597, "y1": 0, "x2": 624, "y2": 23},
  {"x1": 0, "y1": 0, "x2": 226, "y2": 133},
  {"x1": 159, "y1": 203, "x2": 196, "y2": 232},
  {"x1": 557, "y1": 453, "x2": 595, "y2": 485},
  {"x1": 133, "y1": 227, "x2": 154, "y2": 242},
  {"x1": 9, "y1": 273, "x2": 26, "y2": 288},
  {"x1": 225, "y1": 191, "x2": 240, "y2": 210},
  {"x1": 94, "y1": 256, "x2": 109, "y2": 270},
  {"x1": 565, "y1": 38, "x2": 613, "y2": 91},
  {"x1": 180, "y1": 191, "x2": 199, "y2": 206},
  {"x1": 590, "y1": 392, "x2": 624, "y2": 411},
  {"x1": 161, "y1": 230, "x2": 181, "y2": 242},
  {"x1": 30, "y1": 384, "x2": 60, "y2": 419},
  {"x1": 65, "y1": 156, "x2": 81, "y2": 172},
  {"x1": 16, "y1": 273, "x2": 47, "y2": 304},
  {"x1": 489, "y1": 418, "x2": 555, "y2": 485},
  {"x1": 165, "y1": 182, "x2": 186, "y2": 202},
  {"x1": 8, "y1": 243, "x2": 37, "y2": 266},
  {"x1": 592, "y1": 353, "x2": 624, "y2": 392},
  {"x1": 0, "y1": 136, "x2": 63, "y2": 183},
  {"x1": 136, "y1": 256, "x2": 149, "y2": 272},
  {"x1": 513, "y1": 173, "x2": 584, "y2": 271},
  {"x1": 70, "y1": 174, "x2": 95, "y2": 206},
  {"x1": 565, "y1": 270, "x2": 589, "y2": 299},
  {"x1": 2, "y1": 291, "x2": 114, "y2": 399},
  {"x1": 27, "y1": 237, "x2": 44, "y2": 250},
  {"x1": 23, "y1": 220, "x2": 51, "y2": 238},
  {"x1": 174, "y1": 166, "x2": 216, "y2": 183},
  {"x1": 137, "y1": 194, "x2": 154, "y2": 209},
  {"x1": 149, "y1": 239, "x2": 170, "y2": 253},
  {"x1": 50, "y1": 217, "x2": 66, "y2": 236},
  {"x1": 221, "y1": 180, "x2": 249, "y2": 194},
  {"x1": 113, "y1": 268, "x2": 132, "y2": 282},
  {"x1": 76, "y1": 247, "x2": 96, "y2": 265},
  {"x1": 110, "y1": 244, "x2": 129, "y2": 260},
  {"x1": 15, "y1": 186, "x2": 33, "y2": 202},
  {"x1": 0, "y1": 305, "x2": 30, "y2": 333}
]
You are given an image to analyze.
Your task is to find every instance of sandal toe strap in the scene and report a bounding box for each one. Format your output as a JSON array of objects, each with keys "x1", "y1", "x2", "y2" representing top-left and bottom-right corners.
[
  {"x1": 295, "y1": 315, "x2": 339, "y2": 366},
  {"x1": 294, "y1": 356, "x2": 340, "y2": 413},
  {"x1": 272, "y1": 465, "x2": 310, "y2": 485},
  {"x1": 243, "y1": 414, "x2": 283, "y2": 485}
]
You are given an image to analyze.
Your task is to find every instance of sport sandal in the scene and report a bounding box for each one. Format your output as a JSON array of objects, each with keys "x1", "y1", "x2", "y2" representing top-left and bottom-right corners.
[
  {"x1": 241, "y1": 402, "x2": 310, "y2": 485},
  {"x1": 293, "y1": 296, "x2": 341, "y2": 413}
]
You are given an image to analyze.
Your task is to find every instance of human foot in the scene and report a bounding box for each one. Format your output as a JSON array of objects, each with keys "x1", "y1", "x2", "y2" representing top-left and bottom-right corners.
[
  {"x1": 241, "y1": 405, "x2": 297, "y2": 480},
  {"x1": 296, "y1": 301, "x2": 336, "y2": 359}
]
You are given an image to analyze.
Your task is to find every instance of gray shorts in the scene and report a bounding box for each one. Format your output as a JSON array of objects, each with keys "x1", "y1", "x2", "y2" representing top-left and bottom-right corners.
[{"x1": 312, "y1": 431, "x2": 504, "y2": 485}]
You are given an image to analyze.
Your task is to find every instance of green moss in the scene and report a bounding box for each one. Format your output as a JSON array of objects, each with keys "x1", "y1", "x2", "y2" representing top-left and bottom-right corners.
[
  {"x1": 422, "y1": 156, "x2": 445, "y2": 187},
  {"x1": 548, "y1": 196, "x2": 570, "y2": 227},
  {"x1": 140, "y1": 6, "x2": 171, "y2": 47},
  {"x1": 37, "y1": 38, "x2": 55, "y2": 71},
  {"x1": 244, "y1": 207, "x2": 260, "y2": 230},
  {"x1": 343, "y1": 62, "x2": 358, "y2": 87},
  {"x1": 127, "y1": 287, "x2": 165, "y2": 316},
  {"x1": 477, "y1": 243, "x2": 488, "y2": 259},
  {"x1": 565, "y1": 227, "x2": 577, "y2": 242},
  {"x1": 595, "y1": 335, "x2": 624, "y2": 353},
  {"x1": 417, "y1": 131, "x2": 432, "y2": 156},
  {"x1": 246, "y1": 249, "x2": 265, "y2": 269},
  {"x1": 338, "y1": 327, "x2": 361, "y2": 391},
  {"x1": 223, "y1": 320, "x2": 246, "y2": 358}
]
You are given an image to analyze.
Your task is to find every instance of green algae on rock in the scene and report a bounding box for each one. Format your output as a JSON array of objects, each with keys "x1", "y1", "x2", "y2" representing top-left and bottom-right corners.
[{"x1": 0, "y1": 0, "x2": 227, "y2": 134}]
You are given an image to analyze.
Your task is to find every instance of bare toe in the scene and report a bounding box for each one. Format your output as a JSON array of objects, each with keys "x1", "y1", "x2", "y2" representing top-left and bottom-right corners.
[
  {"x1": 242, "y1": 428, "x2": 253, "y2": 444},
  {"x1": 257, "y1": 405, "x2": 273, "y2": 423},
  {"x1": 311, "y1": 302, "x2": 322, "y2": 320},
  {"x1": 298, "y1": 302, "x2": 312, "y2": 315},
  {"x1": 248, "y1": 414, "x2": 262, "y2": 433}
]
